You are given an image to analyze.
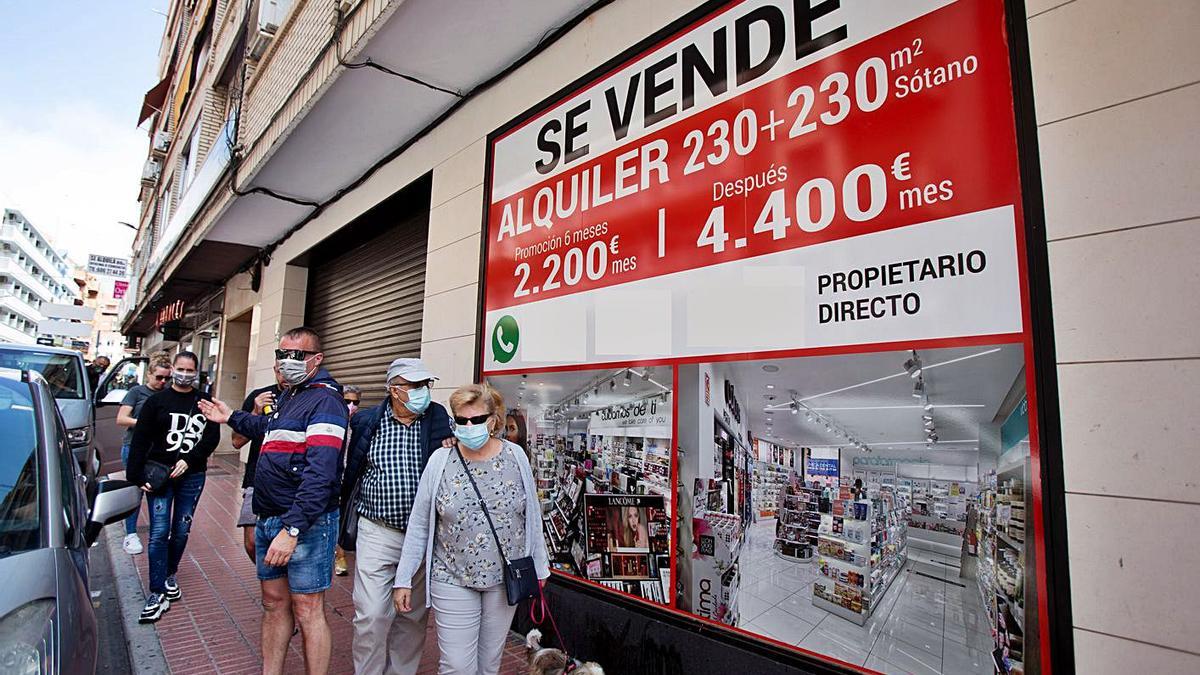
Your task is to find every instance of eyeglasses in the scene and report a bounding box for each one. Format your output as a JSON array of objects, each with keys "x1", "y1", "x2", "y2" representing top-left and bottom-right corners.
[
  {"x1": 388, "y1": 381, "x2": 429, "y2": 391},
  {"x1": 275, "y1": 349, "x2": 317, "y2": 361},
  {"x1": 453, "y1": 413, "x2": 491, "y2": 426},
  {"x1": 152, "y1": 375, "x2": 170, "y2": 382},
  {"x1": 343, "y1": 398, "x2": 359, "y2": 405}
]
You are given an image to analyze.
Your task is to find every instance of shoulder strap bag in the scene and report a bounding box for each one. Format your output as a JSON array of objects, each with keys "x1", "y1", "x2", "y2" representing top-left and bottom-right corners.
[{"x1": 455, "y1": 445, "x2": 539, "y2": 606}]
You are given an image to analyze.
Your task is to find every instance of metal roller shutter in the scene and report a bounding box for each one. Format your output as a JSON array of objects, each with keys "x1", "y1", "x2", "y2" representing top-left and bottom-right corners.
[{"x1": 305, "y1": 212, "x2": 428, "y2": 406}]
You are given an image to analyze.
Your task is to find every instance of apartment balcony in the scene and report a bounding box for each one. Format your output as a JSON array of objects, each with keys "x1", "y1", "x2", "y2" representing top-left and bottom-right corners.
[
  {"x1": 0, "y1": 290, "x2": 44, "y2": 323},
  {"x1": 0, "y1": 224, "x2": 71, "y2": 282},
  {"x1": 0, "y1": 320, "x2": 34, "y2": 345},
  {"x1": 0, "y1": 257, "x2": 66, "y2": 306}
]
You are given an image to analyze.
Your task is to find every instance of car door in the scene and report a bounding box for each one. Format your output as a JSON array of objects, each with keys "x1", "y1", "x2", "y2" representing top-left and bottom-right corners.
[{"x1": 93, "y1": 357, "x2": 150, "y2": 476}]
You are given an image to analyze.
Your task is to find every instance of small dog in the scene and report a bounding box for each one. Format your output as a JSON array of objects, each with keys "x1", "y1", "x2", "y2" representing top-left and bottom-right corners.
[{"x1": 525, "y1": 629, "x2": 605, "y2": 675}]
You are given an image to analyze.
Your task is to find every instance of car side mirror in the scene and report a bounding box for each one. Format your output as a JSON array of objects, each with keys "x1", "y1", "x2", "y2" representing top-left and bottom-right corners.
[{"x1": 85, "y1": 478, "x2": 141, "y2": 545}]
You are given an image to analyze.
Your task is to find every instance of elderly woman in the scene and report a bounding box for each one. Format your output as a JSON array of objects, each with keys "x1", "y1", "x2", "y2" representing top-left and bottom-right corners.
[{"x1": 392, "y1": 383, "x2": 549, "y2": 674}]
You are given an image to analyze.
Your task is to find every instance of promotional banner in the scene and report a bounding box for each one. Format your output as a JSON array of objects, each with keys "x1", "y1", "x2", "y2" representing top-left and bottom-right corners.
[{"x1": 479, "y1": 1, "x2": 1054, "y2": 672}]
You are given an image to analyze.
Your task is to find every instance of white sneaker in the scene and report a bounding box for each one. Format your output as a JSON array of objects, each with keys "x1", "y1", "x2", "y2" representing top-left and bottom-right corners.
[{"x1": 123, "y1": 533, "x2": 144, "y2": 555}]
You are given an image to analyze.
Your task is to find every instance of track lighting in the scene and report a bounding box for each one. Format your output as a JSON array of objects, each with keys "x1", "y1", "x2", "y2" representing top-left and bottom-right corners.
[
  {"x1": 609, "y1": 379, "x2": 615, "y2": 391},
  {"x1": 641, "y1": 369, "x2": 650, "y2": 381},
  {"x1": 623, "y1": 370, "x2": 631, "y2": 386},
  {"x1": 912, "y1": 378, "x2": 925, "y2": 398},
  {"x1": 904, "y1": 352, "x2": 923, "y2": 379},
  {"x1": 923, "y1": 401, "x2": 934, "y2": 411},
  {"x1": 790, "y1": 402, "x2": 798, "y2": 415}
]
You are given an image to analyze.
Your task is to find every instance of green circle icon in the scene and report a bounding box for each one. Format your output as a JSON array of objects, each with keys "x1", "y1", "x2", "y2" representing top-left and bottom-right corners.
[{"x1": 492, "y1": 315, "x2": 519, "y2": 364}]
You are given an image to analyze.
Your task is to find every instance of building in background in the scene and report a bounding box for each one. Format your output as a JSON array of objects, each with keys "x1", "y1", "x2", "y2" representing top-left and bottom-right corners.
[
  {"x1": 118, "y1": 1, "x2": 1200, "y2": 673},
  {"x1": 0, "y1": 208, "x2": 79, "y2": 344},
  {"x1": 75, "y1": 266, "x2": 128, "y2": 362}
]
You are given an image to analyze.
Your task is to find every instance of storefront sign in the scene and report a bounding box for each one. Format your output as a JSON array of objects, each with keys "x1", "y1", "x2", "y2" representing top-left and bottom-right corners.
[
  {"x1": 113, "y1": 280, "x2": 129, "y2": 299},
  {"x1": 87, "y1": 254, "x2": 129, "y2": 278},
  {"x1": 155, "y1": 299, "x2": 186, "y2": 328},
  {"x1": 588, "y1": 397, "x2": 671, "y2": 438}
]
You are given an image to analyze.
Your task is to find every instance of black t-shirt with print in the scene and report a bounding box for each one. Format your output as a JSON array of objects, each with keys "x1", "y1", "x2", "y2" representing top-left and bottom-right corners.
[{"x1": 127, "y1": 386, "x2": 220, "y2": 487}]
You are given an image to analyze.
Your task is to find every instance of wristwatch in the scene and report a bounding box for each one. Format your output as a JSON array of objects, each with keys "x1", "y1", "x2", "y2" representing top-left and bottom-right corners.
[{"x1": 285, "y1": 526, "x2": 301, "y2": 537}]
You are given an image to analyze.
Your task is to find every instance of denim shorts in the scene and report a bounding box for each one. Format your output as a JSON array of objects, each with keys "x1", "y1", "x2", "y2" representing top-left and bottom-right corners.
[{"x1": 256, "y1": 510, "x2": 338, "y2": 594}]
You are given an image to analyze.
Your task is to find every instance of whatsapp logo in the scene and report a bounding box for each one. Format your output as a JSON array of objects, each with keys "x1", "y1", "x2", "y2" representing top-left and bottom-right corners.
[{"x1": 491, "y1": 315, "x2": 519, "y2": 364}]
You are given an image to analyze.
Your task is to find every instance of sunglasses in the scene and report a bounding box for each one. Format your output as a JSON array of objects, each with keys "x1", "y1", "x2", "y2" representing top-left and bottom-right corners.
[
  {"x1": 453, "y1": 413, "x2": 491, "y2": 426},
  {"x1": 152, "y1": 375, "x2": 170, "y2": 382},
  {"x1": 343, "y1": 398, "x2": 359, "y2": 405},
  {"x1": 275, "y1": 348, "x2": 317, "y2": 361}
]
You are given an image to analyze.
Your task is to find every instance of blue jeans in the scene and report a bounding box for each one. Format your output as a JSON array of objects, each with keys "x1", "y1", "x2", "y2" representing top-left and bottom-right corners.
[
  {"x1": 120, "y1": 444, "x2": 140, "y2": 535},
  {"x1": 256, "y1": 510, "x2": 338, "y2": 594},
  {"x1": 146, "y1": 471, "x2": 207, "y2": 593}
]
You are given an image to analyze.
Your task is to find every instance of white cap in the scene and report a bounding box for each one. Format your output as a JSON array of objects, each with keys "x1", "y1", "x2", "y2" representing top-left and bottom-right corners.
[{"x1": 386, "y1": 358, "x2": 438, "y2": 384}]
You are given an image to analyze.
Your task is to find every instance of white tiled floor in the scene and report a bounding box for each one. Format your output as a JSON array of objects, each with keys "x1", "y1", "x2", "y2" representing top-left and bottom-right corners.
[{"x1": 736, "y1": 519, "x2": 994, "y2": 674}]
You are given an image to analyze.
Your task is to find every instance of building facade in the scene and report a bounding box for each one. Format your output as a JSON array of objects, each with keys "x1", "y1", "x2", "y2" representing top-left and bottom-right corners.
[
  {"x1": 122, "y1": 1, "x2": 1200, "y2": 673},
  {"x1": 0, "y1": 209, "x2": 79, "y2": 344}
]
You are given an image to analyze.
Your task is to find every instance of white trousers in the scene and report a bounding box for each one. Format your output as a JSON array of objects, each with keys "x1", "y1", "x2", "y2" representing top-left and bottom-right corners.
[
  {"x1": 429, "y1": 579, "x2": 518, "y2": 675},
  {"x1": 352, "y1": 518, "x2": 429, "y2": 675}
]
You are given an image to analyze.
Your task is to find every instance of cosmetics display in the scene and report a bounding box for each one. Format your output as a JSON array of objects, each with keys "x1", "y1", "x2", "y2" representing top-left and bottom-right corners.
[
  {"x1": 774, "y1": 476, "x2": 820, "y2": 561},
  {"x1": 810, "y1": 479, "x2": 909, "y2": 625},
  {"x1": 690, "y1": 478, "x2": 744, "y2": 626},
  {"x1": 979, "y1": 460, "x2": 1032, "y2": 674},
  {"x1": 753, "y1": 462, "x2": 788, "y2": 518}
]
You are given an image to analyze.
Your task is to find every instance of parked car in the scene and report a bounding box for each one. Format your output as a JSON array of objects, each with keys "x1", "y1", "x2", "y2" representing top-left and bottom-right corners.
[
  {"x1": 0, "y1": 344, "x2": 97, "y2": 478},
  {"x1": 0, "y1": 368, "x2": 140, "y2": 674},
  {"x1": 93, "y1": 356, "x2": 151, "y2": 476}
]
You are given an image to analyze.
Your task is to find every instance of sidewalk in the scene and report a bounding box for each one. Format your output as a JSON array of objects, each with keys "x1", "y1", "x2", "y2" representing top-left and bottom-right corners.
[{"x1": 113, "y1": 453, "x2": 528, "y2": 674}]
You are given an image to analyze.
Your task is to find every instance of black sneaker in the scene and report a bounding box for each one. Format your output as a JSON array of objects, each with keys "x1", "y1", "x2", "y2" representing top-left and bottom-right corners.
[
  {"x1": 139, "y1": 593, "x2": 170, "y2": 623},
  {"x1": 164, "y1": 576, "x2": 182, "y2": 602}
]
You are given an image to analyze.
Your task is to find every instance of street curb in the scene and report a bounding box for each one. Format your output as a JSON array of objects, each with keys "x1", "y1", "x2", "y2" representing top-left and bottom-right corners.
[{"x1": 103, "y1": 523, "x2": 172, "y2": 675}]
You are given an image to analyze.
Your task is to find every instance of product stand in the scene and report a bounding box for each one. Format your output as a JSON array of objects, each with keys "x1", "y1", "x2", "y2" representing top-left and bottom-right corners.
[
  {"x1": 774, "y1": 476, "x2": 820, "y2": 562},
  {"x1": 690, "y1": 478, "x2": 744, "y2": 626},
  {"x1": 979, "y1": 458, "x2": 1033, "y2": 674},
  {"x1": 811, "y1": 480, "x2": 909, "y2": 626},
  {"x1": 753, "y1": 461, "x2": 788, "y2": 518}
]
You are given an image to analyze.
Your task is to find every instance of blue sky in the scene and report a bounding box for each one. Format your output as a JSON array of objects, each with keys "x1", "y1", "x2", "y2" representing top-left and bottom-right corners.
[{"x1": 0, "y1": 2, "x2": 168, "y2": 265}]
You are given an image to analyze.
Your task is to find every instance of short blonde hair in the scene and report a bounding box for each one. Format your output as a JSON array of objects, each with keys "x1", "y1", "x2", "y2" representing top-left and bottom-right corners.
[{"x1": 448, "y1": 383, "x2": 504, "y2": 433}]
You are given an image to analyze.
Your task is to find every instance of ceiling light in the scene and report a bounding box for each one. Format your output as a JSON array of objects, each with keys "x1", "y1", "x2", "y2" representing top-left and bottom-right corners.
[
  {"x1": 609, "y1": 380, "x2": 615, "y2": 391},
  {"x1": 922, "y1": 414, "x2": 933, "y2": 421},
  {"x1": 805, "y1": 411, "x2": 815, "y2": 423},
  {"x1": 904, "y1": 353, "x2": 923, "y2": 379},
  {"x1": 641, "y1": 369, "x2": 651, "y2": 381},
  {"x1": 923, "y1": 401, "x2": 934, "y2": 411},
  {"x1": 790, "y1": 403, "x2": 798, "y2": 415},
  {"x1": 766, "y1": 384, "x2": 775, "y2": 389},
  {"x1": 623, "y1": 371, "x2": 631, "y2": 387},
  {"x1": 924, "y1": 419, "x2": 934, "y2": 428},
  {"x1": 593, "y1": 386, "x2": 600, "y2": 396},
  {"x1": 762, "y1": 364, "x2": 779, "y2": 373},
  {"x1": 912, "y1": 379, "x2": 925, "y2": 398}
]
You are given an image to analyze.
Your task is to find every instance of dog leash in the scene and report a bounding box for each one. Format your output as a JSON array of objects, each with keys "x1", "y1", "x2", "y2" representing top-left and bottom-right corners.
[{"x1": 530, "y1": 586, "x2": 576, "y2": 669}]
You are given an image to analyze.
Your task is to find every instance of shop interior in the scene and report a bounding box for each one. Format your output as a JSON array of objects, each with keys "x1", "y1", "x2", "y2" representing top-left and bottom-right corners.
[
  {"x1": 489, "y1": 367, "x2": 673, "y2": 605},
  {"x1": 676, "y1": 344, "x2": 1034, "y2": 675}
]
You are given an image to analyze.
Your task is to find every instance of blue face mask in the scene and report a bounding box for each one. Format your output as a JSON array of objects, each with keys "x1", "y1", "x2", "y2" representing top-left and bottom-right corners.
[
  {"x1": 453, "y1": 423, "x2": 491, "y2": 450},
  {"x1": 403, "y1": 386, "x2": 431, "y2": 414}
]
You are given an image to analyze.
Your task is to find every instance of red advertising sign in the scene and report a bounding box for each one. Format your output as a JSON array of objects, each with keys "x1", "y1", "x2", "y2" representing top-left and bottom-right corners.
[
  {"x1": 113, "y1": 280, "x2": 129, "y2": 299},
  {"x1": 479, "y1": 2, "x2": 1060, "y2": 672}
]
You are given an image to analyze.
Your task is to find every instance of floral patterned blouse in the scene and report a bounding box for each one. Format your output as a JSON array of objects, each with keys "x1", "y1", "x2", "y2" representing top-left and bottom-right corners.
[{"x1": 430, "y1": 445, "x2": 527, "y2": 589}]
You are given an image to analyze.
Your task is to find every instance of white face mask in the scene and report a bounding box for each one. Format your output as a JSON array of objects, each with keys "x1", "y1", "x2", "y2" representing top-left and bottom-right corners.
[{"x1": 277, "y1": 358, "x2": 312, "y2": 386}]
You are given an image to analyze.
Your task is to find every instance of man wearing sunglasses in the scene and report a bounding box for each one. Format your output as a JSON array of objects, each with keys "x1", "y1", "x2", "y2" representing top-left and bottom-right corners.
[
  {"x1": 198, "y1": 327, "x2": 348, "y2": 675},
  {"x1": 115, "y1": 358, "x2": 173, "y2": 555},
  {"x1": 340, "y1": 357, "x2": 452, "y2": 674}
]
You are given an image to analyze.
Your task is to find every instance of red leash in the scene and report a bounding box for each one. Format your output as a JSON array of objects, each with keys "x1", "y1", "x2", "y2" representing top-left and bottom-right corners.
[{"x1": 529, "y1": 585, "x2": 570, "y2": 655}]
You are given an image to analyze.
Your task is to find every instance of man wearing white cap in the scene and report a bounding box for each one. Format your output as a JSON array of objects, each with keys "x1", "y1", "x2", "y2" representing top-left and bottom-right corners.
[{"x1": 341, "y1": 358, "x2": 453, "y2": 674}]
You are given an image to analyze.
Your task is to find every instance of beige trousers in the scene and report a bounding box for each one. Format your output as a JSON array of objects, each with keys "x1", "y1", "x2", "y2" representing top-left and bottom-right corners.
[{"x1": 352, "y1": 518, "x2": 429, "y2": 675}]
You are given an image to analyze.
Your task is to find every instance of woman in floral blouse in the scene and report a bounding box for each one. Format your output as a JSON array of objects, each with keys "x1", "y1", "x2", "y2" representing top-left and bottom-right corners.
[{"x1": 392, "y1": 383, "x2": 549, "y2": 674}]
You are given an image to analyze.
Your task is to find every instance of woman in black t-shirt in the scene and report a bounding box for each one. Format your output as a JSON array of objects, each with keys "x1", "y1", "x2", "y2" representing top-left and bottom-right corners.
[{"x1": 127, "y1": 351, "x2": 220, "y2": 623}]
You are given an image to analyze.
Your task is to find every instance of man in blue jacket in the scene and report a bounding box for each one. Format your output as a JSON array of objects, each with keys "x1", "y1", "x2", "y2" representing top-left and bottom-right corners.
[
  {"x1": 199, "y1": 327, "x2": 347, "y2": 675},
  {"x1": 341, "y1": 357, "x2": 452, "y2": 675}
]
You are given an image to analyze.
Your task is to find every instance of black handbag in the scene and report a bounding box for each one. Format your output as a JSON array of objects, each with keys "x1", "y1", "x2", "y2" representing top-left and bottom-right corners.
[
  {"x1": 143, "y1": 460, "x2": 172, "y2": 493},
  {"x1": 455, "y1": 446, "x2": 540, "y2": 606},
  {"x1": 338, "y1": 478, "x2": 362, "y2": 551}
]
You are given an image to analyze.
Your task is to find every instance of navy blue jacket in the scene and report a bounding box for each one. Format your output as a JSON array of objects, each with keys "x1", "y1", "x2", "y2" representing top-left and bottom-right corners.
[
  {"x1": 341, "y1": 399, "x2": 453, "y2": 506},
  {"x1": 229, "y1": 369, "x2": 347, "y2": 533}
]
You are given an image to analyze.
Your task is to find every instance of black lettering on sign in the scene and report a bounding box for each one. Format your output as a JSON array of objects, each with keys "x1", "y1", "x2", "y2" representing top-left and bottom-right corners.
[{"x1": 735, "y1": 5, "x2": 786, "y2": 86}]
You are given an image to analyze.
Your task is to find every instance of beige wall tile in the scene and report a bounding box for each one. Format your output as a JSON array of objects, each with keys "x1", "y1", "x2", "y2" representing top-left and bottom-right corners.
[
  {"x1": 1038, "y1": 84, "x2": 1200, "y2": 241},
  {"x1": 428, "y1": 185, "x2": 485, "y2": 253},
  {"x1": 420, "y1": 283, "x2": 479, "y2": 343},
  {"x1": 1074, "y1": 629, "x2": 1200, "y2": 675},
  {"x1": 1029, "y1": 0, "x2": 1200, "y2": 124},
  {"x1": 1048, "y1": 219, "x2": 1200, "y2": 362},
  {"x1": 430, "y1": 139, "x2": 486, "y2": 209},
  {"x1": 1026, "y1": 0, "x2": 1066, "y2": 16},
  {"x1": 1066, "y1": 493, "x2": 1200, "y2": 653},
  {"x1": 423, "y1": 233, "x2": 481, "y2": 297},
  {"x1": 419, "y1": 334, "x2": 478, "y2": 390},
  {"x1": 1058, "y1": 360, "x2": 1200, "y2": 504}
]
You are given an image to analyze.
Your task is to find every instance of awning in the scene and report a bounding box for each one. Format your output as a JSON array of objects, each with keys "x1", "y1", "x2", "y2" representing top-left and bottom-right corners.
[{"x1": 138, "y1": 74, "x2": 173, "y2": 126}]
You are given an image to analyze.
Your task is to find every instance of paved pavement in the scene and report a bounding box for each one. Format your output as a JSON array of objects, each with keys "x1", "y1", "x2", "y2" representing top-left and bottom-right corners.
[{"x1": 109, "y1": 452, "x2": 528, "y2": 674}]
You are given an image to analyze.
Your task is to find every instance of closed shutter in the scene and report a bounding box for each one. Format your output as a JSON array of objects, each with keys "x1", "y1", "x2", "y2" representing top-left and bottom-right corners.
[{"x1": 305, "y1": 212, "x2": 428, "y2": 406}]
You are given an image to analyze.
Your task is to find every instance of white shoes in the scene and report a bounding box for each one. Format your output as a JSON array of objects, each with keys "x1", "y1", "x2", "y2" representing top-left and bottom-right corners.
[{"x1": 123, "y1": 533, "x2": 144, "y2": 555}]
